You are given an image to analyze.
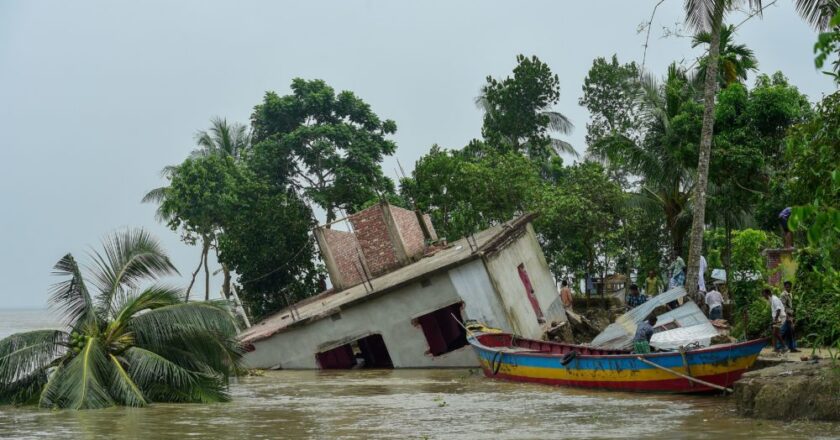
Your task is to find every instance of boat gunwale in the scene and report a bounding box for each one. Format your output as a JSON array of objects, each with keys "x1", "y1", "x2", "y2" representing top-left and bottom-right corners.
[{"x1": 468, "y1": 333, "x2": 768, "y2": 361}]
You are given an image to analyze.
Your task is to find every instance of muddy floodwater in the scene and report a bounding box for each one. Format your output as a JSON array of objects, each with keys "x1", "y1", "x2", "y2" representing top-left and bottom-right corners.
[
  {"x1": 1, "y1": 310, "x2": 838, "y2": 439},
  {"x1": 1, "y1": 369, "x2": 839, "y2": 439}
]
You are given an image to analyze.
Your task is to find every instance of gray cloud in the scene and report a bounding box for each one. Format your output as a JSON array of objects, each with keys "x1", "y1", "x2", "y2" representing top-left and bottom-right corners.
[{"x1": 0, "y1": 0, "x2": 833, "y2": 308}]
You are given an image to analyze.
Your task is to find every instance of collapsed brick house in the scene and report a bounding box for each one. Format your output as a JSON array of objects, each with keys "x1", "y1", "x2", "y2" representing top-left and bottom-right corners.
[{"x1": 239, "y1": 201, "x2": 567, "y2": 370}]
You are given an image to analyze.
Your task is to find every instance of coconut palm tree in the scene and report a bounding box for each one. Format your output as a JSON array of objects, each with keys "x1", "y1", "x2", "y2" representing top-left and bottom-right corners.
[
  {"x1": 191, "y1": 117, "x2": 251, "y2": 161},
  {"x1": 143, "y1": 117, "x2": 250, "y2": 301},
  {"x1": 0, "y1": 229, "x2": 241, "y2": 409},
  {"x1": 692, "y1": 25, "x2": 758, "y2": 88},
  {"x1": 683, "y1": 0, "x2": 840, "y2": 301},
  {"x1": 589, "y1": 64, "x2": 698, "y2": 258}
]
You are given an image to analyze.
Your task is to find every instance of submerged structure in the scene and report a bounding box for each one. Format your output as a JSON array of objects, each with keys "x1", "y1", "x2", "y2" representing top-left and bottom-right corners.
[{"x1": 240, "y1": 202, "x2": 567, "y2": 370}]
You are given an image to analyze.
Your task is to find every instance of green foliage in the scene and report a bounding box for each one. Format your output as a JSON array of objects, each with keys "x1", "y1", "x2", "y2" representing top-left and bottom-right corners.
[
  {"x1": 584, "y1": 61, "x2": 700, "y2": 257},
  {"x1": 217, "y1": 176, "x2": 321, "y2": 321},
  {"x1": 0, "y1": 229, "x2": 241, "y2": 409},
  {"x1": 785, "y1": 90, "x2": 840, "y2": 345},
  {"x1": 249, "y1": 78, "x2": 398, "y2": 223},
  {"x1": 537, "y1": 161, "x2": 624, "y2": 278},
  {"x1": 479, "y1": 54, "x2": 574, "y2": 160},
  {"x1": 814, "y1": 10, "x2": 840, "y2": 83},
  {"x1": 729, "y1": 229, "x2": 776, "y2": 309},
  {"x1": 160, "y1": 156, "x2": 244, "y2": 243},
  {"x1": 578, "y1": 55, "x2": 643, "y2": 151},
  {"x1": 692, "y1": 25, "x2": 758, "y2": 88},
  {"x1": 401, "y1": 146, "x2": 541, "y2": 241}
]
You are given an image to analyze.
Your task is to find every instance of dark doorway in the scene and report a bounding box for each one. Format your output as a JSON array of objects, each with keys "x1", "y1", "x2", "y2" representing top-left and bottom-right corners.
[
  {"x1": 315, "y1": 334, "x2": 394, "y2": 369},
  {"x1": 416, "y1": 303, "x2": 468, "y2": 356}
]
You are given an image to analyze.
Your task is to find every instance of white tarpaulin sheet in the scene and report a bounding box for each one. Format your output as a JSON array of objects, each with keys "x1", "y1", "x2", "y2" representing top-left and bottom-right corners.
[{"x1": 650, "y1": 302, "x2": 719, "y2": 350}]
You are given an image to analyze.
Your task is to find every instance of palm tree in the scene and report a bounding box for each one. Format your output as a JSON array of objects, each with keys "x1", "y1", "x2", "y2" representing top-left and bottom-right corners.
[
  {"x1": 692, "y1": 25, "x2": 758, "y2": 88},
  {"x1": 143, "y1": 117, "x2": 250, "y2": 302},
  {"x1": 191, "y1": 117, "x2": 250, "y2": 161},
  {"x1": 589, "y1": 64, "x2": 697, "y2": 258},
  {"x1": 0, "y1": 229, "x2": 241, "y2": 409},
  {"x1": 683, "y1": 0, "x2": 840, "y2": 301}
]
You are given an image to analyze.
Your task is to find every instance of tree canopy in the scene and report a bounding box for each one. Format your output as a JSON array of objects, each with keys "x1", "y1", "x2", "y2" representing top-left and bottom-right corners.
[{"x1": 250, "y1": 78, "x2": 398, "y2": 224}]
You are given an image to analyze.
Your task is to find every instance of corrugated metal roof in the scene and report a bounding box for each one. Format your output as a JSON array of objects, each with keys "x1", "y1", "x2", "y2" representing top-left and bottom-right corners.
[
  {"x1": 589, "y1": 287, "x2": 721, "y2": 351},
  {"x1": 589, "y1": 287, "x2": 686, "y2": 350}
]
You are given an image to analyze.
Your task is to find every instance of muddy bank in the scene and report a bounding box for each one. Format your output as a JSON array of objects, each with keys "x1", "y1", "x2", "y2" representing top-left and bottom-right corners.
[{"x1": 734, "y1": 359, "x2": 840, "y2": 421}]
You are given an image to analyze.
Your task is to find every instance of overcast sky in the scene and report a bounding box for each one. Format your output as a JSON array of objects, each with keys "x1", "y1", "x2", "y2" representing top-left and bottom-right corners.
[{"x1": 0, "y1": 0, "x2": 834, "y2": 308}]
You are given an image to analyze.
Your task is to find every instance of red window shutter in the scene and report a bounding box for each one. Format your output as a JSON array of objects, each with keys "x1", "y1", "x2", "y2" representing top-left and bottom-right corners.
[{"x1": 518, "y1": 264, "x2": 543, "y2": 321}]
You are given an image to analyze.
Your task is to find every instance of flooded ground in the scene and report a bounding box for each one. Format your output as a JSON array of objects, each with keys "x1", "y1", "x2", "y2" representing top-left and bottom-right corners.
[
  {"x1": 1, "y1": 310, "x2": 838, "y2": 439},
  {"x1": 1, "y1": 369, "x2": 838, "y2": 440}
]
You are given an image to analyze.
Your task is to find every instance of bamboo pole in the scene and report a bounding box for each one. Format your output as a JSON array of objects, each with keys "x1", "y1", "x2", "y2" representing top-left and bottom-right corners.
[{"x1": 635, "y1": 356, "x2": 733, "y2": 393}]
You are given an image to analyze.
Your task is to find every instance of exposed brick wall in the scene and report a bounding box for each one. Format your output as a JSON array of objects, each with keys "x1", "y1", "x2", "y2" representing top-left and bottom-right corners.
[
  {"x1": 350, "y1": 204, "x2": 400, "y2": 277},
  {"x1": 322, "y1": 228, "x2": 365, "y2": 288},
  {"x1": 391, "y1": 206, "x2": 426, "y2": 260},
  {"x1": 765, "y1": 248, "x2": 796, "y2": 286}
]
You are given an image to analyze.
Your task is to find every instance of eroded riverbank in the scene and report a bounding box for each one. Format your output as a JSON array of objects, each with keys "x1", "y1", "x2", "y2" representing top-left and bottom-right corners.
[{"x1": 1, "y1": 369, "x2": 838, "y2": 439}]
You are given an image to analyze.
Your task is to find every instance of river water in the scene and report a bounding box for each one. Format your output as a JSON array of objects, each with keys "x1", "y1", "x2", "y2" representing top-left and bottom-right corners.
[{"x1": 1, "y1": 309, "x2": 838, "y2": 439}]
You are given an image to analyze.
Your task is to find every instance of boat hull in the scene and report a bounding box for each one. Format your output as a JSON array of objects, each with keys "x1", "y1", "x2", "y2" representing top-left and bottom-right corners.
[{"x1": 469, "y1": 334, "x2": 767, "y2": 393}]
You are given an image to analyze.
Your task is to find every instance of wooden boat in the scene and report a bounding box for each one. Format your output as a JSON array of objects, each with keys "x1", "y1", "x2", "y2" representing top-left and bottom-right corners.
[{"x1": 468, "y1": 333, "x2": 767, "y2": 393}]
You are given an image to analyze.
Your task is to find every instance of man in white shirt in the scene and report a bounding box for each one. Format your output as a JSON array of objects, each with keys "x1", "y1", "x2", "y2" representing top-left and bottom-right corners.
[
  {"x1": 704, "y1": 287, "x2": 723, "y2": 320},
  {"x1": 763, "y1": 288, "x2": 787, "y2": 353},
  {"x1": 698, "y1": 255, "x2": 707, "y2": 293}
]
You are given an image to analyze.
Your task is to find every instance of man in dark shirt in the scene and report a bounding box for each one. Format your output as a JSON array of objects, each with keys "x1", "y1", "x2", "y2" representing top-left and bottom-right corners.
[
  {"x1": 626, "y1": 284, "x2": 647, "y2": 309},
  {"x1": 633, "y1": 316, "x2": 657, "y2": 354}
]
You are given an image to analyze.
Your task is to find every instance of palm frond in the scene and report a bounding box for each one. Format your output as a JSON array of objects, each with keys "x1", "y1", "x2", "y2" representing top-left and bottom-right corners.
[
  {"x1": 543, "y1": 111, "x2": 574, "y2": 135},
  {"x1": 49, "y1": 254, "x2": 96, "y2": 327},
  {"x1": 0, "y1": 367, "x2": 49, "y2": 405},
  {"x1": 41, "y1": 337, "x2": 114, "y2": 409},
  {"x1": 684, "y1": 0, "x2": 718, "y2": 32},
  {"x1": 89, "y1": 228, "x2": 178, "y2": 317},
  {"x1": 108, "y1": 354, "x2": 147, "y2": 407},
  {"x1": 129, "y1": 301, "x2": 242, "y2": 376},
  {"x1": 550, "y1": 138, "x2": 579, "y2": 158},
  {"x1": 141, "y1": 186, "x2": 168, "y2": 204},
  {"x1": 112, "y1": 286, "x2": 183, "y2": 325},
  {"x1": 794, "y1": 0, "x2": 840, "y2": 29},
  {"x1": 106, "y1": 286, "x2": 183, "y2": 343},
  {"x1": 125, "y1": 347, "x2": 229, "y2": 403},
  {"x1": 0, "y1": 330, "x2": 66, "y2": 386}
]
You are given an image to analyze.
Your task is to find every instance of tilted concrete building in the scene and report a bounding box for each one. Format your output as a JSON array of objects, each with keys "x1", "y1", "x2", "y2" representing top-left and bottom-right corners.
[{"x1": 240, "y1": 202, "x2": 566, "y2": 369}]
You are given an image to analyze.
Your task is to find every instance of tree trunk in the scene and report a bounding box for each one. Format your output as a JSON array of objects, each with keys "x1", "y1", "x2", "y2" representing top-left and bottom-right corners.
[
  {"x1": 686, "y1": 4, "x2": 724, "y2": 303},
  {"x1": 724, "y1": 217, "x2": 732, "y2": 293},
  {"x1": 221, "y1": 264, "x2": 231, "y2": 299},
  {"x1": 213, "y1": 239, "x2": 232, "y2": 300},
  {"x1": 203, "y1": 236, "x2": 211, "y2": 301},
  {"x1": 185, "y1": 249, "x2": 205, "y2": 302}
]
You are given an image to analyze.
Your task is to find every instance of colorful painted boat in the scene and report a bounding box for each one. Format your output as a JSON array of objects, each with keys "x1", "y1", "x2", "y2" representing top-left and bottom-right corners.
[{"x1": 468, "y1": 333, "x2": 767, "y2": 393}]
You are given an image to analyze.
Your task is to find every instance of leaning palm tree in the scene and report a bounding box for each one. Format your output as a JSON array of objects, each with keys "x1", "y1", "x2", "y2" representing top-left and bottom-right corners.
[
  {"x1": 0, "y1": 228, "x2": 241, "y2": 409},
  {"x1": 692, "y1": 25, "x2": 758, "y2": 88}
]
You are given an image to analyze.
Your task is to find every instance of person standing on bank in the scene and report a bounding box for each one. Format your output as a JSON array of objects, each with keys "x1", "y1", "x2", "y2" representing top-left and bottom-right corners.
[
  {"x1": 780, "y1": 281, "x2": 800, "y2": 352},
  {"x1": 698, "y1": 255, "x2": 708, "y2": 293},
  {"x1": 763, "y1": 288, "x2": 787, "y2": 353},
  {"x1": 668, "y1": 255, "x2": 686, "y2": 289},
  {"x1": 704, "y1": 286, "x2": 724, "y2": 320},
  {"x1": 559, "y1": 280, "x2": 573, "y2": 312},
  {"x1": 626, "y1": 284, "x2": 647, "y2": 309},
  {"x1": 645, "y1": 270, "x2": 663, "y2": 297}
]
